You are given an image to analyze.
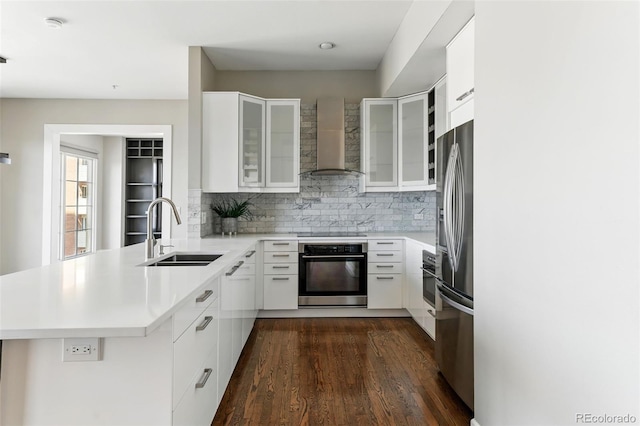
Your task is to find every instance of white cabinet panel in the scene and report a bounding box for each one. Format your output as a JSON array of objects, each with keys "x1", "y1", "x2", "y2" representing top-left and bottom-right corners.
[
  {"x1": 173, "y1": 348, "x2": 219, "y2": 426},
  {"x1": 447, "y1": 17, "x2": 475, "y2": 123},
  {"x1": 264, "y1": 263, "x2": 298, "y2": 275},
  {"x1": 263, "y1": 276, "x2": 298, "y2": 310},
  {"x1": 368, "y1": 274, "x2": 403, "y2": 309},
  {"x1": 173, "y1": 278, "x2": 219, "y2": 341},
  {"x1": 173, "y1": 301, "x2": 218, "y2": 410},
  {"x1": 263, "y1": 240, "x2": 297, "y2": 252},
  {"x1": 369, "y1": 239, "x2": 403, "y2": 251},
  {"x1": 369, "y1": 251, "x2": 403, "y2": 263}
]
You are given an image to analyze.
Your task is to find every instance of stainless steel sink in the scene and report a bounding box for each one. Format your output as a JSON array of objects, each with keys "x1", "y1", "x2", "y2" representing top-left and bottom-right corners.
[{"x1": 141, "y1": 253, "x2": 223, "y2": 267}]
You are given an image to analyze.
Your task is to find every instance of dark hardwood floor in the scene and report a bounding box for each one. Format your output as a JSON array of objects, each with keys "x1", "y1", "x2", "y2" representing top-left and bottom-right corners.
[{"x1": 212, "y1": 318, "x2": 473, "y2": 426}]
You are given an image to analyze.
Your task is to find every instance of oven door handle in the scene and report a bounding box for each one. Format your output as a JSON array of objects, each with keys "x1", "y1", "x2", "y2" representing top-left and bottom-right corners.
[
  {"x1": 301, "y1": 254, "x2": 366, "y2": 259},
  {"x1": 421, "y1": 267, "x2": 438, "y2": 279}
]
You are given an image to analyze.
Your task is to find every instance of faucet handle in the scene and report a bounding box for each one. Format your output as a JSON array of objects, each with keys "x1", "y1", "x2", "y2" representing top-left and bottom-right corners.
[{"x1": 159, "y1": 244, "x2": 174, "y2": 255}]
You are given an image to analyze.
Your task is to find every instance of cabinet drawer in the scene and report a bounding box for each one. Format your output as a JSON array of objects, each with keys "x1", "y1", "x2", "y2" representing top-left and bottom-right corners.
[
  {"x1": 173, "y1": 278, "x2": 219, "y2": 341},
  {"x1": 368, "y1": 239, "x2": 403, "y2": 251},
  {"x1": 173, "y1": 299, "x2": 218, "y2": 409},
  {"x1": 367, "y1": 274, "x2": 403, "y2": 309},
  {"x1": 369, "y1": 251, "x2": 403, "y2": 262},
  {"x1": 263, "y1": 252, "x2": 297, "y2": 263},
  {"x1": 263, "y1": 275, "x2": 298, "y2": 310},
  {"x1": 172, "y1": 348, "x2": 218, "y2": 426},
  {"x1": 264, "y1": 263, "x2": 298, "y2": 275},
  {"x1": 369, "y1": 262, "x2": 403, "y2": 274},
  {"x1": 235, "y1": 262, "x2": 256, "y2": 276},
  {"x1": 264, "y1": 241, "x2": 297, "y2": 252}
]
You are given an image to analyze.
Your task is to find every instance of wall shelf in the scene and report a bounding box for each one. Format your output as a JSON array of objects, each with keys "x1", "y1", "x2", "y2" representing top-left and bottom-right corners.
[{"x1": 124, "y1": 138, "x2": 163, "y2": 246}]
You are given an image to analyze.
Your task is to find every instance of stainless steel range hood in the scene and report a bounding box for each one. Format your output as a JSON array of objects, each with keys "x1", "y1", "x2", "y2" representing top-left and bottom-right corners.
[{"x1": 304, "y1": 97, "x2": 362, "y2": 177}]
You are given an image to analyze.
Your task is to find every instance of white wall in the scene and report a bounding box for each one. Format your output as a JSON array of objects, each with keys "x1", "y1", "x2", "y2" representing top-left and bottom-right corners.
[
  {"x1": 101, "y1": 136, "x2": 124, "y2": 250},
  {"x1": 214, "y1": 70, "x2": 377, "y2": 103},
  {"x1": 474, "y1": 1, "x2": 639, "y2": 425},
  {"x1": 0, "y1": 99, "x2": 187, "y2": 275}
]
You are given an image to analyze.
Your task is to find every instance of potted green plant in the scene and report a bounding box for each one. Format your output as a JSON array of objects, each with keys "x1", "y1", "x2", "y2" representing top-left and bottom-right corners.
[{"x1": 211, "y1": 198, "x2": 253, "y2": 235}]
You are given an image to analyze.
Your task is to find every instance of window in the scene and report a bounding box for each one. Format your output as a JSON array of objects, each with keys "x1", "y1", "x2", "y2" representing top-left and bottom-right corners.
[{"x1": 61, "y1": 148, "x2": 97, "y2": 260}]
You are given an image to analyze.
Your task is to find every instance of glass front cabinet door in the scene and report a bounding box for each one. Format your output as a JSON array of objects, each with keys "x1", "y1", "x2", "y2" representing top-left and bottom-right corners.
[
  {"x1": 398, "y1": 93, "x2": 429, "y2": 187},
  {"x1": 239, "y1": 95, "x2": 265, "y2": 188},
  {"x1": 266, "y1": 100, "x2": 300, "y2": 189},
  {"x1": 361, "y1": 99, "x2": 398, "y2": 189}
]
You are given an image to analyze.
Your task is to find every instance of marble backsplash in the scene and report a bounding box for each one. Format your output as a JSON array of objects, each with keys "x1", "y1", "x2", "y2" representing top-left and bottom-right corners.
[{"x1": 189, "y1": 101, "x2": 436, "y2": 237}]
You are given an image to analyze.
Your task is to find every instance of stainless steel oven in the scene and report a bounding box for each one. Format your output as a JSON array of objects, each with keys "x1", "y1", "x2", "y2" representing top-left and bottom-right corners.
[
  {"x1": 298, "y1": 242, "x2": 368, "y2": 306},
  {"x1": 422, "y1": 250, "x2": 437, "y2": 308}
]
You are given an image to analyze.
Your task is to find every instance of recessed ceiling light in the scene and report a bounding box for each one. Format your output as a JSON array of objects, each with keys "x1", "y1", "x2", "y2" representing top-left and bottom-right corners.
[
  {"x1": 319, "y1": 42, "x2": 335, "y2": 50},
  {"x1": 44, "y1": 18, "x2": 64, "y2": 29}
]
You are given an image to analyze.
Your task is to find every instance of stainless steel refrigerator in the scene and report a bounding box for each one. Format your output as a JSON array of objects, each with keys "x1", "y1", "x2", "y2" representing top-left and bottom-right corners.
[{"x1": 435, "y1": 119, "x2": 474, "y2": 410}]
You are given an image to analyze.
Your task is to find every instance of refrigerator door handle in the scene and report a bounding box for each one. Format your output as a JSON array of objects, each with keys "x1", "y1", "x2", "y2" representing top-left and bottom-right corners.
[
  {"x1": 438, "y1": 287, "x2": 474, "y2": 316},
  {"x1": 443, "y1": 135, "x2": 457, "y2": 272},
  {"x1": 452, "y1": 142, "x2": 465, "y2": 270}
]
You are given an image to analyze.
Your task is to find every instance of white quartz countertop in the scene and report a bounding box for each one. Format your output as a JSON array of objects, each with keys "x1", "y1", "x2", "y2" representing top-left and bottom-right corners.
[
  {"x1": 0, "y1": 238, "x2": 259, "y2": 339},
  {"x1": 0, "y1": 233, "x2": 435, "y2": 340}
]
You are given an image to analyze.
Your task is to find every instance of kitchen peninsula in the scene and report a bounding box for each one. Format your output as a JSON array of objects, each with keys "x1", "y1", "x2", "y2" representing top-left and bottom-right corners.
[{"x1": 0, "y1": 232, "x2": 434, "y2": 425}]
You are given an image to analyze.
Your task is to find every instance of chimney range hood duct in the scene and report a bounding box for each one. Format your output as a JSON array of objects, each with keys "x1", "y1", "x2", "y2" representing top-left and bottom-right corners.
[{"x1": 303, "y1": 97, "x2": 362, "y2": 177}]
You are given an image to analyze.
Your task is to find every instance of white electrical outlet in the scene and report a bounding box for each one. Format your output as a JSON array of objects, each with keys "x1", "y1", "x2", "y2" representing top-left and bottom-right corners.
[
  {"x1": 63, "y1": 338, "x2": 101, "y2": 362},
  {"x1": 201, "y1": 211, "x2": 207, "y2": 224},
  {"x1": 414, "y1": 213, "x2": 424, "y2": 220}
]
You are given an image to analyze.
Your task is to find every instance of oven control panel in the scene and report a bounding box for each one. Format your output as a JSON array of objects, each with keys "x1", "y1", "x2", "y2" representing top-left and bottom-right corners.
[{"x1": 300, "y1": 243, "x2": 367, "y2": 255}]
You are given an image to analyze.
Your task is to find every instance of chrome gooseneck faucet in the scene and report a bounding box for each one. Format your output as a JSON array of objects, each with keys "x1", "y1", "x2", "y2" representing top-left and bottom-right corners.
[{"x1": 145, "y1": 197, "x2": 182, "y2": 260}]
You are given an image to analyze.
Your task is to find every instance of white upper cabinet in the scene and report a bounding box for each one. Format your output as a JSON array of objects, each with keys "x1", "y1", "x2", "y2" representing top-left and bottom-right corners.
[
  {"x1": 266, "y1": 100, "x2": 300, "y2": 188},
  {"x1": 398, "y1": 92, "x2": 429, "y2": 188},
  {"x1": 202, "y1": 92, "x2": 300, "y2": 193},
  {"x1": 446, "y1": 17, "x2": 475, "y2": 128},
  {"x1": 361, "y1": 90, "x2": 435, "y2": 192},
  {"x1": 361, "y1": 99, "x2": 398, "y2": 188}
]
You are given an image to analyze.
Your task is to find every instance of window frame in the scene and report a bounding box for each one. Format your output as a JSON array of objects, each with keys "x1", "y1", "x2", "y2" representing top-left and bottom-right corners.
[{"x1": 59, "y1": 146, "x2": 98, "y2": 260}]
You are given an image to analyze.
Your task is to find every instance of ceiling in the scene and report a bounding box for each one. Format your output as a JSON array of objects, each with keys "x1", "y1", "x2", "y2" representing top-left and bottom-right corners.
[{"x1": 0, "y1": 0, "x2": 418, "y2": 100}]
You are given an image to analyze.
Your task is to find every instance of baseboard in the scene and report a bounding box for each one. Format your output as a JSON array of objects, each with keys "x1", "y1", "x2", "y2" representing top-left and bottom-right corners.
[
  {"x1": 471, "y1": 418, "x2": 481, "y2": 426},
  {"x1": 257, "y1": 308, "x2": 411, "y2": 318}
]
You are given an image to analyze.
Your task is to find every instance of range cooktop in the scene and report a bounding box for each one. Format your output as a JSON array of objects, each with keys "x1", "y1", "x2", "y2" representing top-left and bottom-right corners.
[{"x1": 296, "y1": 232, "x2": 367, "y2": 238}]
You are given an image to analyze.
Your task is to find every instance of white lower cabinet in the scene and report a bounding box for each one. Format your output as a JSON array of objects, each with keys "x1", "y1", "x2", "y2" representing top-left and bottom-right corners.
[
  {"x1": 367, "y1": 239, "x2": 404, "y2": 309},
  {"x1": 368, "y1": 274, "x2": 403, "y2": 309},
  {"x1": 173, "y1": 348, "x2": 219, "y2": 426},
  {"x1": 263, "y1": 240, "x2": 298, "y2": 310},
  {"x1": 405, "y1": 239, "x2": 436, "y2": 339}
]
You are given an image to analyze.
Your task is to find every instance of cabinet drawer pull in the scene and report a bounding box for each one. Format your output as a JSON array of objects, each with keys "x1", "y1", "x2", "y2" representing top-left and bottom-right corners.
[
  {"x1": 196, "y1": 290, "x2": 213, "y2": 303},
  {"x1": 196, "y1": 316, "x2": 213, "y2": 331},
  {"x1": 272, "y1": 254, "x2": 291, "y2": 257},
  {"x1": 225, "y1": 260, "x2": 245, "y2": 276},
  {"x1": 376, "y1": 242, "x2": 394, "y2": 245},
  {"x1": 376, "y1": 276, "x2": 395, "y2": 280},
  {"x1": 272, "y1": 265, "x2": 290, "y2": 269},
  {"x1": 195, "y1": 368, "x2": 213, "y2": 389},
  {"x1": 376, "y1": 264, "x2": 394, "y2": 268},
  {"x1": 245, "y1": 250, "x2": 256, "y2": 258},
  {"x1": 427, "y1": 309, "x2": 436, "y2": 317},
  {"x1": 456, "y1": 88, "x2": 475, "y2": 102},
  {"x1": 376, "y1": 253, "x2": 394, "y2": 257},
  {"x1": 272, "y1": 242, "x2": 290, "y2": 246},
  {"x1": 272, "y1": 277, "x2": 290, "y2": 281}
]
